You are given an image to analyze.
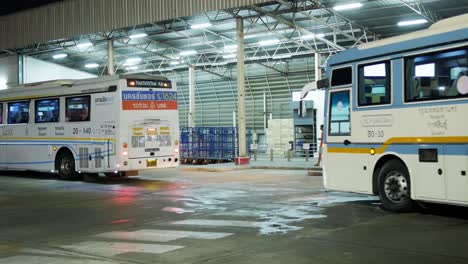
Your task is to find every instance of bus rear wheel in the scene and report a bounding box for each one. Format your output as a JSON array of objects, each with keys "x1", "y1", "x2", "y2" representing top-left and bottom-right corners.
[
  {"x1": 57, "y1": 151, "x2": 81, "y2": 181},
  {"x1": 378, "y1": 159, "x2": 414, "y2": 212}
]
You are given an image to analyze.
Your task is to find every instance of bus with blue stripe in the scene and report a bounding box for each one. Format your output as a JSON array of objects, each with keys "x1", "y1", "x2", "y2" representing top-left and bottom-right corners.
[
  {"x1": 301, "y1": 14, "x2": 468, "y2": 211},
  {"x1": 0, "y1": 74, "x2": 180, "y2": 180}
]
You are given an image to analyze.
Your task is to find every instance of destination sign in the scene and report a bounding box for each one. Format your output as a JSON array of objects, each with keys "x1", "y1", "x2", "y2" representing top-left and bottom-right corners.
[{"x1": 127, "y1": 79, "x2": 172, "y2": 89}]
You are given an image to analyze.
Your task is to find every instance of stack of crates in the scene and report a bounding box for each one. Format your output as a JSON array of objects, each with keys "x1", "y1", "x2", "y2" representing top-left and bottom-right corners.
[{"x1": 180, "y1": 127, "x2": 238, "y2": 164}]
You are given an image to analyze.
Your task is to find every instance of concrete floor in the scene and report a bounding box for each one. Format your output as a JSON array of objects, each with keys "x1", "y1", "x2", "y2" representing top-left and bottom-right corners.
[{"x1": 0, "y1": 168, "x2": 467, "y2": 264}]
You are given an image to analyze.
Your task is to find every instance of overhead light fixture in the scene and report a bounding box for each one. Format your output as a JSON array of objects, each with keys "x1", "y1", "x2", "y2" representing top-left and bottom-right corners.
[
  {"x1": 333, "y1": 3, "x2": 363, "y2": 11},
  {"x1": 273, "y1": 54, "x2": 292, "y2": 59},
  {"x1": 125, "y1": 57, "x2": 142, "y2": 64},
  {"x1": 52, "y1": 54, "x2": 68, "y2": 59},
  {"x1": 316, "y1": 33, "x2": 325, "y2": 38},
  {"x1": 190, "y1": 23, "x2": 212, "y2": 29},
  {"x1": 126, "y1": 66, "x2": 139, "y2": 71},
  {"x1": 258, "y1": 39, "x2": 280, "y2": 46},
  {"x1": 223, "y1": 54, "x2": 237, "y2": 59},
  {"x1": 170, "y1": 61, "x2": 180, "y2": 65},
  {"x1": 180, "y1": 50, "x2": 197, "y2": 56},
  {"x1": 397, "y1": 19, "x2": 428, "y2": 26},
  {"x1": 224, "y1": 44, "x2": 238, "y2": 51},
  {"x1": 129, "y1": 33, "x2": 148, "y2": 39},
  {"x1": 85, "y1": 63, "x2": 99, "y2": 68},
  {"x1": 76, "y1": 42, "x2": 93, "y2": 48}
]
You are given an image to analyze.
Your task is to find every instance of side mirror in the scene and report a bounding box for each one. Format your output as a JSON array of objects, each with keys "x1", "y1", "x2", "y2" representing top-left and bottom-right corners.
[{"x1": 300, "y1": 79, "x2": 329, "y2": 99}]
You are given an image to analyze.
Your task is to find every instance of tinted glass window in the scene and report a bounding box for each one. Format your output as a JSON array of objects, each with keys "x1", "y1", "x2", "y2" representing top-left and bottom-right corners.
[
  {"x1": 358, "y1": 61, "x2": 391, "y2": 106},
  {"x1": 35, "y1": 98, "x2": 60, "y2": 123},
  {"x1": 331, "y1": 67, "x2": 352, "y2": 87},
  {"x1": 329, "y1": 90, "x2": 351, "y2": 136},
  {"x1": 8, "y1": 101, "x2": 29, "y2": 124},
  {"x1": 405, "y1": 47, "x2": 468, "y2": 101},
  {"x1": 66, "y1": 96, "x2": 90, "y2": 122},
  {"x1": 0, "y1": 104, "x2": 3, "y2": 124}
]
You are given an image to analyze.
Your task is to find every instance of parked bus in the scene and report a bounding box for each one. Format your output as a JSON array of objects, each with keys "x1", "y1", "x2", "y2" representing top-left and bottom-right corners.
[
  {"x1": 0, "y1": 74, "x2": 180, "y2": 180},
  {"x1": 302, "y1": 14, "x2": 468, "y2": 211}
]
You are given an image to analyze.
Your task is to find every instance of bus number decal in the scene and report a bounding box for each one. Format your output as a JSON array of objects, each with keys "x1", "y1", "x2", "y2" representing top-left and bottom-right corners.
[{"x1": 367, "y1": 130, "x2": 384, "y2": 138}]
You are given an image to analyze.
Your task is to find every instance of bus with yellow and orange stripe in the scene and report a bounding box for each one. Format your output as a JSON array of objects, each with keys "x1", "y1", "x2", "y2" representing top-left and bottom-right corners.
[{"x1": 302, "y1": 14, "x2": 468, "y2": 211}]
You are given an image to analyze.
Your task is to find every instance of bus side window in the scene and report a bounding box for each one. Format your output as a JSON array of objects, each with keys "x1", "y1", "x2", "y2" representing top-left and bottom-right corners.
[
  {"x1": 66, "y1": 96, "x2": 91, "y2": 122},
  {"x1": 331, "y1": 67, "x2": 352, "y2": 87},
  {"x1": 35, "y1": 98, "x2": 60, "y2": 123},
  {"x1": 8, "y1": 101, "x2": 30, "y2": 124},
  {"x1": 0, "y1": 103, "x2": 3, "y2": 124},
  {"x1": 405, "y1": 47, "x2": 468, "y2": 101},
  {"x1": 358, "y1": 61, "x2": 391, "y2": 106}
]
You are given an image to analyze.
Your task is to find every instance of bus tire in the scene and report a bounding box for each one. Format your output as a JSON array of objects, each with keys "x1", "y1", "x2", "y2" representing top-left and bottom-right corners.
[
  {"x1": 377, "y1": 159, "x2": 414, "y2": 212},
  {"x1": 56, "y1": 151, "x2": 81, "y2": 181}
]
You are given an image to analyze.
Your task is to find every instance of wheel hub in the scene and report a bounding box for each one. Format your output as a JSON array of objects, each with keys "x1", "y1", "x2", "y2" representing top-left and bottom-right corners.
[{"x1": 384, "y1": 171, "x2": 408, "y2": 203}]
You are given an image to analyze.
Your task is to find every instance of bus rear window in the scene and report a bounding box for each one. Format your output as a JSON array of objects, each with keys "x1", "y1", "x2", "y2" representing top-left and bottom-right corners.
[
  {"x1": 8, "y1": 101, "x2": 29, "y2": 124},
  {"x1": 66, "y1": 96, "x2": 90, "y2": 122},
  {"x1": 35, "y1": 98, "x2": 59, "y2": 123},
  {"x1": 331, "y1": 67, "x2": 352, "y2": 87}
]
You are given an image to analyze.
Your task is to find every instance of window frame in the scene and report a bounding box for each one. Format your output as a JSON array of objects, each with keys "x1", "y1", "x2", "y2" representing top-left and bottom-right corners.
[
  {"x1": 7, "y1": 101, "x2": 30, "y2": 125},
  {"x1": 404, "y1": 45, "x2": 468, "y2": 103},
  {"x1": 0, "y1": 103, "x2": 3, "y2": 124},
  {"x1": 35, "y1": 98, "x2": 60, "y2": 124},
  {"x1": 328, "y1": 89, "x2": 351, "y2": 137},
  {"x1": 65, "y1": 95, "x2": 91, "y2": 122},
  {"x1": 357, "y1": 60, "x2": 392, "y2": 107},
  {"x1": 330, "y1": 66, "x2": 353, "y2": 88}
]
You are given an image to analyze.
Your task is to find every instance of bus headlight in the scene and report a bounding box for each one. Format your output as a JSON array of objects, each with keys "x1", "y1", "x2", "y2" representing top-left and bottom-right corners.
[
  {"x1": 174, "y1": 148, "x2": 179, "y2": 153},
  {"x1": 122, "y1": 150, "x2": 129, "y2": 156}
]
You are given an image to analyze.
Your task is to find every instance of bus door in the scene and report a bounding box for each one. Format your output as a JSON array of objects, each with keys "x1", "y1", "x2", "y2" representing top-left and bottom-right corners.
[
  {"x1": 326, "y1": 89, "x2": 369, "y2": 193},
  {"x1": 414, "y1": 146, "x2": 446, "y2": 201}
]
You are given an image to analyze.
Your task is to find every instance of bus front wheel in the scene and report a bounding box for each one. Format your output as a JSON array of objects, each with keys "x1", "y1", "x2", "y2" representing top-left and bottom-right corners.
[
  {"x1": 377, "y1": 159, "x2": 414, "y2": 212},
  {"x1": 57, "y1": 151, "x2": 81, "y2": 181}
]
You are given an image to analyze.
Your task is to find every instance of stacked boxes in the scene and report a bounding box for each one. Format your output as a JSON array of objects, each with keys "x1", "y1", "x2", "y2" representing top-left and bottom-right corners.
[{"x1": 266, "y1": 119, "x2": 294, "y2": 158}]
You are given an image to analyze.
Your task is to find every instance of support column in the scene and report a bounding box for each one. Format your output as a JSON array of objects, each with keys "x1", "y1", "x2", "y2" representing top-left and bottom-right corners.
[
  {"x1": 107, "y1": 39, "x2": 115, "y2": 75},
  {"x1": 235, "y1": 17, "x2": 249, "y2": 165},
  {"x1": 315, "y1": 53, "x2": 321, "y2": 81},
  {"x1": 188, "y1": 66, "x2": 196, "y2": 128}
]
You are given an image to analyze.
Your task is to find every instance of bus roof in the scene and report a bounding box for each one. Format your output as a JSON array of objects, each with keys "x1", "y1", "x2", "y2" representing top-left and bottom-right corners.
[{"x1": 328, "y1": 14, "x2": 468, "y2": 67}]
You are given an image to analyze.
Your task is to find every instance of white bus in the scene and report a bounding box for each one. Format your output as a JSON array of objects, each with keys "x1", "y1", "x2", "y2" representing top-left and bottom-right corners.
[
  {"x1": 0, "y1": 74, "x2": 180, "y2": 180},
  {"x1": 302, "y1": 14, "x2": 468, "y2": 212}
]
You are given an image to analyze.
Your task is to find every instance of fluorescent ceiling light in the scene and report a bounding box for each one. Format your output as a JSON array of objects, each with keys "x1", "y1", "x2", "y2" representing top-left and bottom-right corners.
[
  {"x1": 126, "y1": 66, "x2": 139, "y2": 71},
  {"x1": 180, "y1": 50, "x2": 197, "y2": 56},
  {"x1": 76, "y1": 42, "x2": 93, "y2": 48},
  {"x1": 333, "y1": 3, "x2": 363, "y2": 11},
  {"x1": 398, "y1": 19, "x2": 428, "y2": 26},
  {"x1": 258, "y1": 39, "x2": 280, "y2": 46},
  {"x1": 85, "y1": 63, "x2": 99, "y2": 68},
  {"x1": 223, "y1": 54, "x2": 237, "y2": 59},
  {"x1": 273, "y1": 54, "x2": 292, "y2": 59},
  {"x1": 52, "y1": 54, "x2": 68, "y2": 59},
  {"x1": 316, "y1": 33, "x2": 325, "y2": 38},
  {"x1": 170, "y1": 61, "x2": 180, "y2": 65},
  {"x1": 224, "y1": 44, "x2": 238, "y2": 51},
  {"x1": 126, "y1": 57, "x2": 142, "y2": 64},
  {"x1": 129, "y1": 33, "x2": 148, "y2": 39},
  {"x1": 302, "y1": 33, "x2": 325, "y2": 40},
  {"x1": 190, "y1": 23, "x2": 212, "y2": 29}
]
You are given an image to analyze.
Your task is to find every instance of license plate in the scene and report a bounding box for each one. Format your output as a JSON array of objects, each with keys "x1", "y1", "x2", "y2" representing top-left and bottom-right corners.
[{"x1": 146, "y1": 159, "x2": 157, "y2": 167}]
